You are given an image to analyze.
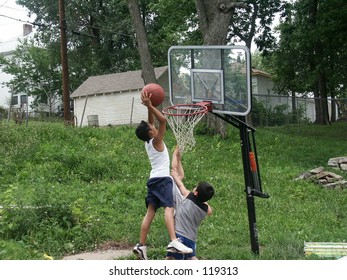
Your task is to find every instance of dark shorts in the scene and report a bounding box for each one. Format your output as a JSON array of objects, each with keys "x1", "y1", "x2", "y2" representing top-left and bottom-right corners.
[
  {"x1": 166, "y1": 233, "x2": 196, "y2": 260},
  {"x1": 146, "y1": 177, "x2": 174, "y2": 211}
]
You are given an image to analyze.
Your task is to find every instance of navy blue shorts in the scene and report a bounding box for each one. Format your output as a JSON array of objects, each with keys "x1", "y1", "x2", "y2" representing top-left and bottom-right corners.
[
  {"x1": 166, "y1": 233, "x2": 196, "y2": 260},
  {"x1": 146, "y1": 177, "x2": 174, "y2": 211}
]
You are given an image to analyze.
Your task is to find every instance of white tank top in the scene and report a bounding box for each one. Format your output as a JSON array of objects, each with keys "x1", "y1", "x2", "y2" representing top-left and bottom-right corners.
[{"x1": 145, "y1": 139, "x2": 170, "y2": 178}]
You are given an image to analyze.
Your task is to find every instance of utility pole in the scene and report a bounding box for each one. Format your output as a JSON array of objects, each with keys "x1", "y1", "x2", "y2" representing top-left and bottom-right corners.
[{"x1": 58, "y1": 0, "x2": 70, "y2": 123}]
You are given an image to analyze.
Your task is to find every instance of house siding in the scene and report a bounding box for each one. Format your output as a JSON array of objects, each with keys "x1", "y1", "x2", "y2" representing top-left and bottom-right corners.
[
  {"x1": 72, "y1": 67, "x2": 169, "y2": 127},
  {"x1": 252, "y1": 75, "x2": 274, "y2": 96},
  {"x1": 74, "y1": 91, "x2": 148, "y2": 127}
]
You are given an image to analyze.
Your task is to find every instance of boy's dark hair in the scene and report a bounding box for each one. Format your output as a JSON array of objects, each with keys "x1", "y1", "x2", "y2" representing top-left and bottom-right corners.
[
  {"x1": 135, "y1": 120, "x2": 151, "y2": 142},
  {"x1": 196, "y1": 182, "x2": 215, "y2": 202}
]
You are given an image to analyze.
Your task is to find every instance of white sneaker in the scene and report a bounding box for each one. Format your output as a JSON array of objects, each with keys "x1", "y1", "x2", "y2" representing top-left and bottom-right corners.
[
  {"x1": 133, "y1": 243, "x2": 148, "y2": 260},
  {"x1": 167, "y1": 238, "x2": 193, "y2": 254}
]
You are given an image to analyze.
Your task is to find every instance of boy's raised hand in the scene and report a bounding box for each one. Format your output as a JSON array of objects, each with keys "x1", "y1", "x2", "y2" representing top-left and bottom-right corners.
[{"x1": 141, "y1": 91, "x2": 153, "y2": 107}]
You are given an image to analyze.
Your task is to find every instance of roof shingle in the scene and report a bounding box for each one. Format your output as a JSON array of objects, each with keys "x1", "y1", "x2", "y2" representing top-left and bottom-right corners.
[{"x1": 71, "y1": 66, "x2": 167, "y2": 98}]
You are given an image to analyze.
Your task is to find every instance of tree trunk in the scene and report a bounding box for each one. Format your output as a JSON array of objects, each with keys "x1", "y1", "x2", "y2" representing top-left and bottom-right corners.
[
  {"x1": 127, "y1": 0, "x2": 157, "y2": 84},
  {"x1": 331, "y1": 92, "x2": 336, "y2": 122},
  {"x1": 195, "y1": 0, "x2": 248, "y2": 45},
  {"x1": 309, "y1": 0, "x2": 329, "y2": 125},
  {"x1": 195, "y1": 0, "x2": 248, "y2": 137},
  {"x1": 313, "y1": 84, "x2": 323, "y2": 125},
  {"x1": 318, "y1": 72, "x2": 330, "y2": 124},
  {"x1": 291, "y1": 91, "x2": 296, "y2": 122}
]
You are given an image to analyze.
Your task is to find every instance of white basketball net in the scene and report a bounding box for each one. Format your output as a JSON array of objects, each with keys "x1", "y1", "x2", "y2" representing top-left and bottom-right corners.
[{"x1": 163, "y1": 104, "x2": 208, "y2": 153}]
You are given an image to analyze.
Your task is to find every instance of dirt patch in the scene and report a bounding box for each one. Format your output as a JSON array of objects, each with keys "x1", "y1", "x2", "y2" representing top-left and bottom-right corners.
[
  {"x1": 63, "y1": 249, "x2": 133, "y2": 260},
  {"x1": 62, "y1": 241, "x2": 134, "y2": 260}
]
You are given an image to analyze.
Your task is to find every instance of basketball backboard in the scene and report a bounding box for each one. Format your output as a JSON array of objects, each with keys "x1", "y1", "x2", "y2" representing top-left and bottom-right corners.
[{"x1": 168, "y1": 45, "x2": 251, "y2": 116}]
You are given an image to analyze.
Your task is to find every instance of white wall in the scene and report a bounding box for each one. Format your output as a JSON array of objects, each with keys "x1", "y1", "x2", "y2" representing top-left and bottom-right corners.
[
  {"x1": 0, "y1": 71, "x2": 12, "y2": 107},
  {"x1": 252, "y1": 75, "x2": 274, "y2": 96},
  {"x1": 0, "y1": 68, "x2": 35, "y2": 110},
  {"x1": 74, "y1": 91, "x2": 148, "y2": 127}
]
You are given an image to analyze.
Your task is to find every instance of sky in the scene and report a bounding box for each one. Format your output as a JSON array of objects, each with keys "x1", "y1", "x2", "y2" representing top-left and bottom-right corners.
[{"x1": 0, "y1": 0, "x2": 34, "y2": 42}]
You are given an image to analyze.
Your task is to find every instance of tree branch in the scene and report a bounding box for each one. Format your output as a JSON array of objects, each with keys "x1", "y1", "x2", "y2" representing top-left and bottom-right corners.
[{"x1": 219, "y1": 1, "x2": 248, "y2": 13}]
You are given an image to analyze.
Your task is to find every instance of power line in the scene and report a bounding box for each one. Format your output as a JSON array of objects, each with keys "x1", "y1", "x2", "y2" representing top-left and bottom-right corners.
[
  {"x1": 0, "y1": 4, "x2": 27, "y2": 12},
  {"x1": 0, "y1": 13, "x2": 95, "y2": 38},
  {"x1": 0, "y1": 13, "x2": 133, "y2": 39},
  {"x1": 0, "y1": 13, "x2": 45, "y2": 27},
  {"x1": 0, "y1": 0, "x2": 10, "y2": 9}
]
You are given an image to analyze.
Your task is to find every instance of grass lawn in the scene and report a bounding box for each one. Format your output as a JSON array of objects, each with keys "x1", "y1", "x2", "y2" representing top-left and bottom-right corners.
[{"x1": 0, "y1": 120, "x2": 346, "y2": 260}]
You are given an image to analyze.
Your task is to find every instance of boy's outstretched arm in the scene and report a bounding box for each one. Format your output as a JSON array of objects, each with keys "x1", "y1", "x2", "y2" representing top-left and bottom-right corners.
[
  {"x1": 171, "y1": 145, "x2": 189, "y2": 197},
  {"x1": 141, "y1": 91, "x2": 166, "y2": 145},
  {"x1": 171, "y1": 145, "x2": 184, "y2": 180},
  {"x1": 171, "y1": 169, "x2": 190, "y2": 197},
  {"x1": 147, "y1": 107, "x2": 154, "y2": 126}
]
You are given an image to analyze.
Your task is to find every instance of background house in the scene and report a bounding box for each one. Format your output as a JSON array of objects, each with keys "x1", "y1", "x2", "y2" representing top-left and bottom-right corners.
[
  {"x1": 0, "y1": 24, "x2": 34, "y2": 112},
  {"x1": 0, "y1": 24, "x2": 60, "y2": 120},
  {"x1": 251, "y1": 68, "x2": 321, "y2": 122},
  {"x1": 252, "y1": 68, "x2": 274, "y2": 96},
  {"x1": 71, "y1": 66, "x2": 168, "y2": 127}
]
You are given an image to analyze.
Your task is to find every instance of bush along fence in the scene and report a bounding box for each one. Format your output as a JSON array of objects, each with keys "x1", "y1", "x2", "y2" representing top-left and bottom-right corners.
[{"x1": 251, "y1": 94, "x2": 347, "y2": 127}]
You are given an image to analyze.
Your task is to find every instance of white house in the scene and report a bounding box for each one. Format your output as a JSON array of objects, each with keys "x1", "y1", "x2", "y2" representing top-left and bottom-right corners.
[
  {"x1": 0, "y1": 24, "x2": 35, "y2": 111},
  {"x1": 0, "y1": 24, "x2": 61, "y2": 120},
  {"x1": 70, "y1": 66, "x2": 169, "y2": 127},
  {"x1": 251, "y1": 68, "x2": 320, "y2": 122}
]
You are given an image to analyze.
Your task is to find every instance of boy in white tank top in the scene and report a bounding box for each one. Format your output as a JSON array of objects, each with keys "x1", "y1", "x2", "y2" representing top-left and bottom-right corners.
[{"x1": 133, "y1": 90, "x2": 193, "y2": 260}]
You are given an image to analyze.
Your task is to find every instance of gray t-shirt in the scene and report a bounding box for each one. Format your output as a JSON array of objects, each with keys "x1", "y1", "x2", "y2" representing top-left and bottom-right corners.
[{"x1": 173, "y1": 184, "x2": 208, "y2": 241}]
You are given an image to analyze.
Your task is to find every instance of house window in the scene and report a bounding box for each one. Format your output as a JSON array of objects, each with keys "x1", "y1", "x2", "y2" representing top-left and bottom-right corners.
[
  {"x1": 20, "y1": 95, "x2": 28, "y2": 105},
  {"x1": 39, "y1": 95, "x2": 48, "y2": 104},
  {"x1": 11, "y1": 95, "x2": 18, "y2": 105}
]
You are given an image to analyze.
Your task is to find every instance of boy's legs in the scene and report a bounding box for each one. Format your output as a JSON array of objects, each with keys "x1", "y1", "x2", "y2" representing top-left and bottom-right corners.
[
  {"x1": 165, "y1": 206, "x2": 193, "y2": 254},
  {"x1": 133, "y1": 204, "x2": 156, "y2": 260},
  {"x1": 140, "y1": 204, "x2": 155, "y2": 244},
  {"x1": 140, "y1": 204, "x2": 156, "y2": 244},
  {"x1": 143, "y1": 177, "x2": 193, "y2": 254},
  {"x1": 164, "y1": 206, "x2": 176, "y2": 241}
]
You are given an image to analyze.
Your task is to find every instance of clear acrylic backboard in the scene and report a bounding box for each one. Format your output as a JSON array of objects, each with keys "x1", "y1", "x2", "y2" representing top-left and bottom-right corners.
[{"x1": 168, "y1": 45, "x2": 251, "y2": 116}]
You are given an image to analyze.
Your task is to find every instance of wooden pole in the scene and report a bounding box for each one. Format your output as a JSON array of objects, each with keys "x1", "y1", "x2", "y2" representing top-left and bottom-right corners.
[
  {"x1": 80, "y1": 95, "x2": 89, "y2": 127},
  {"x1": 58, "y1": 0, "x2": 70, "y2": 123}
]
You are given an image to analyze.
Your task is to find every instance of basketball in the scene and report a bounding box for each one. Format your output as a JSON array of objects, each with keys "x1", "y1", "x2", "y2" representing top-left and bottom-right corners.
[{"x1": 142, "y1": 83, "x2": 165, "y2": 107}]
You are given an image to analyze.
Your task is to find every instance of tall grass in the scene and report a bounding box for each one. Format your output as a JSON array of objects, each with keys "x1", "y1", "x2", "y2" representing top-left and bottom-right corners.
[{"x1": 0, "y1": 121, "x2": 346, "y2": 260}]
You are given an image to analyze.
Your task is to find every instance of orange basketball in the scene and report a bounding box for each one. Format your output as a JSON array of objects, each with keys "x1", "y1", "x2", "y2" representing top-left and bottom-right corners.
[{"x1": 142, "y1": 83, "x2": 165, "y2": 107}]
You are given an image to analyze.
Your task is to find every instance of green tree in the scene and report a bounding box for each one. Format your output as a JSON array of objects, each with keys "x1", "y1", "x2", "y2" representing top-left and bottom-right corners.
[
  {"x1": 17, "y1": 0, "x2": 141, "y2": 78},
  {"x1": 230, "y1": 0, "x2": 282, "y2": 51},
  {"x1": 147, "y1": 0, "x2": 202, "y2": 64},
  {"x1": 16, "y1": 0, "x2": 201, "y2": 88},
  {"x1": 265, "y1": 0, "x2": 347, "y2": 124}
]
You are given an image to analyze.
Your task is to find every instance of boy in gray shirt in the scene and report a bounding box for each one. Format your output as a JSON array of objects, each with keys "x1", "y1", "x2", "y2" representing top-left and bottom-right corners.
[{"x1": 166, "y1": 146, "x2": 215, "y2": 260}]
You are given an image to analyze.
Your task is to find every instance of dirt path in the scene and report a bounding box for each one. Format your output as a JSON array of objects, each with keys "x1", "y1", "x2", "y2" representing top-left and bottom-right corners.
[
  {"x1": 62, "y1": 241, "x2": 133, "y2": 260},
  {"x1": 63, "y1": 249, "x2": 133, "y2": 260}
]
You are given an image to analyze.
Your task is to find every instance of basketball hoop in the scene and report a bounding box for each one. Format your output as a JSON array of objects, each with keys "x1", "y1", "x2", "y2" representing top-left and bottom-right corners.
[{"x1": 162, "y1": 103, "x2": 209, "y2": 153}]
